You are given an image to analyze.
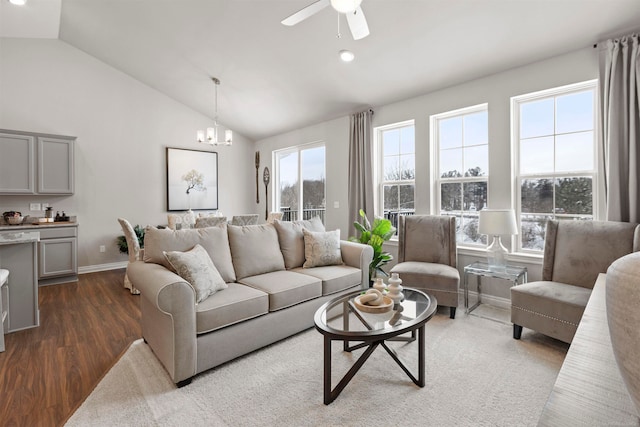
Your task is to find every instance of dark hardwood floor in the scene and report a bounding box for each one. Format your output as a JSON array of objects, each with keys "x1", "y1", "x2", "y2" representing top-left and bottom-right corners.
[{"x1": 0, "y1": 269, "x2": 141, "y2": 427}]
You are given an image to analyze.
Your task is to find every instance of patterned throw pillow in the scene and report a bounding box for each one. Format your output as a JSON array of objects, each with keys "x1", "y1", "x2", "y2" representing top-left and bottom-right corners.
[
  {"x1": 302, "y1": 229, "x2": 343, "y2": 268},
  {"x1": 167, "y1": 211, "x2": 196, "y2": 230},
  {"x1": 163, "y1": 244, "x2": 227, "y2": 303}
]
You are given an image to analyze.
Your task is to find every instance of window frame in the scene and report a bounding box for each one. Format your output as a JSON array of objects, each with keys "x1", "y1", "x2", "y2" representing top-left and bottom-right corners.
[
  {"x1": 511, "y1": 79, "x2": 598, "y2": 254},
  {"x1": 273, "y1": 141, "x2": 326, "y2": 223},
  {"x1": 373, "y1": 120, "x2": 416, "y2": 233},
  {"x1": 431, "y1": 103, "x2": 489, "y2": 247}
]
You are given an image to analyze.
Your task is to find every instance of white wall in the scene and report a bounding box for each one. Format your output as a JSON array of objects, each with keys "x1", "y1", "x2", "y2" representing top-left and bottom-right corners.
[
  {"x1": 0, "y1": 38, "x2": 255, "y2": 271},
  {"x1": 257, "y1": 46, "x2": 600, "y2": 301}
]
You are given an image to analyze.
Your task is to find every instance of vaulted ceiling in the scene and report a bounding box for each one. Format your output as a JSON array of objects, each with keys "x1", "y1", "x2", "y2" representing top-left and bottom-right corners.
[{"x1": 2, "y1": 0, "x2": 639, "y2": 141}]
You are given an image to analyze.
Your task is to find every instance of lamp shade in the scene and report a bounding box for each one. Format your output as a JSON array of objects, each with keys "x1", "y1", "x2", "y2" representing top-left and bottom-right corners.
[{"x1": 479, "y1": 209, "x2": 518, "y2": 236}]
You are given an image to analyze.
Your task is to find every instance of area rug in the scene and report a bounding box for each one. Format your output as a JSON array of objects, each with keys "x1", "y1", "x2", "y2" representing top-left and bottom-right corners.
[{"x1": 66, "y1": 309, "x2": 567, "y2": 427}]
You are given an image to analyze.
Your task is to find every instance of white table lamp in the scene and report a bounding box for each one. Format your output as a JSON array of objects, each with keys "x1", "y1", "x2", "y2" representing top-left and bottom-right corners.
[{"x1": 479, "y1": 209, "x2": 518, "y2": 271}]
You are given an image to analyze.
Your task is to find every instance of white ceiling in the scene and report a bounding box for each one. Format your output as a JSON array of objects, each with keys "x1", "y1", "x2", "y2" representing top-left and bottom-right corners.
[{"x1": 2, "y1": 0, "x2": 640, "y2": 141}]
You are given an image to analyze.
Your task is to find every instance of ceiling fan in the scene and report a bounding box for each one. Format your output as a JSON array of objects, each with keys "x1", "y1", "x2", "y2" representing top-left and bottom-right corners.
[{"x1": 281, "y1": 0, "x2": 370, "y2": 40}]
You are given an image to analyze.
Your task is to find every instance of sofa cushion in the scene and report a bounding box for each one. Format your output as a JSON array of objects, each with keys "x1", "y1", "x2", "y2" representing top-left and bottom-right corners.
[
  {"x1": 511, "y1": 281, "x2": 592, "y2": 329},
  {"x1": 195, "y1": 283, "x2": 269, "y2": 334},
  {"x1": 274, "y1": 217, "x2": 325, "y2": 269},
  {"x1": 238, "y1": 270, "x2": 322, "y2": 311},
  {"x1": 143, "y1": 225, "x2": 236, "y2": 283},
  {"x1": 228, "y1": 224, "x2": 286, "y2": 280},
  {"x1": 292, "y1": 265, "x2": 360, "y2": 295},
  {"x1": 163, "y1": 244, "x2": 227, "y2": 303},
  {"x1": 303, "y1": 229, "x2": 343, "y2": 268}
]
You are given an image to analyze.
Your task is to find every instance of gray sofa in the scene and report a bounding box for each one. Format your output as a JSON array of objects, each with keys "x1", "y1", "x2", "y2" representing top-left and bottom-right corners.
[{"x1": 128, "y1": 218, "x2": 373, "y2": 386}]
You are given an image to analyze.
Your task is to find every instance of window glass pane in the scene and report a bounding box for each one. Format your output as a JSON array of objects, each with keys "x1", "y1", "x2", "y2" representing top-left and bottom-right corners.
[
  {"x1": 556, "y1": 91, "x2": 594, "y2": 134},
  {"x1": 400, "y1": 154, "x2": 415, "y2": 179},
  {"x1": 520, "y1": 137, "x2": 554, "y2": 174},
  {"x1": 555, "y1": 177, "x2": 593, "y2": 215},
  {"x1": 440, "y1": 148, "x2": 463, "y2": 177},
  {"x1": 383, "y1": 184, "x2": 399, "y2": 211},
  {"x1": 278, "y1": 151, "x2": 298, "y2": 219},
  {"x1": 399, "y1": 184, "x2": 414, "y2": 211},
  {"x1": 400, "y1": 127, "x2": 414, "y2": 154},
  {"x1": 521, "y1": 214, "x2": 551, "y2": 250},
  {"x1": 555, "y1": 132, "x2": 594, "y2": 172},
  {"x1": 521, "y1": 178, "x2": 553, "y2": 214},
  {"x1": 463, "y1": 145, "x2": 488, "y2": 177},
  {"x1": 520, "y1": 98, "x2": 554, "y2": 138},
  {"x1": 440, "y1": 182, "x2": 462, "y2": 212},
  {"x1": 384, "y1": 155, "x2": 400, "y2": 180},
  {"x1": 439, "y1": 117, "x2": 462, "y2": 149},
  {"x1": 461, "y1": 213, "x2": 484, "y2": 244},
  {"x1": 383, "y1": 129, "x2": 400, "y2": 156},
  {"x1": 301, "y1": 146, "x2": 325, "y2": 220},
  {"x1": 463, "y1": 111, "x2": 488, "y2": 146},
  {"x1": 463, "y1": 181, "x2": 487, "y2": 212}
]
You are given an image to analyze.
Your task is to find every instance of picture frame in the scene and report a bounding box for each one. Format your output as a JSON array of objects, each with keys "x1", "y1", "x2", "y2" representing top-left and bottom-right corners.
[{"x1": 166, "y1": 147, "x2": 218, "y2": 211}]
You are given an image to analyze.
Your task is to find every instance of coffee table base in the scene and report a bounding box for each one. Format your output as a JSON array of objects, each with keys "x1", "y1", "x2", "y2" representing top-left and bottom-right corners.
[{"x1": 323, "y1": 326, "x2": 425, "y2": 405}]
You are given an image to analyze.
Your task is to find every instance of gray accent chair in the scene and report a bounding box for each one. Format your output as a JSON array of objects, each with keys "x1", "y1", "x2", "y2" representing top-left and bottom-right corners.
[
  {"x1": 511, "y1": 219, "x2": 640, "y2": 344},
  {"x1": 390, "y1": 215, "x2": 459, "y2": 319}
]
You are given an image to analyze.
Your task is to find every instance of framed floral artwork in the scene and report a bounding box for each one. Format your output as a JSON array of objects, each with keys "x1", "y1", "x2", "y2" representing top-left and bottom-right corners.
[{"x1": 166, "y1": 147, "x2": 218, "y2": 211}]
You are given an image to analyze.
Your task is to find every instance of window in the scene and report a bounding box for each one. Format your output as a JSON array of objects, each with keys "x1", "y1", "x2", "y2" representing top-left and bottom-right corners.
[
  {"x1": 432, "y1": 104, "x2": 488, "y2": 245},
  {"x1": 375, "y1": 121, "x2": 415, "y2": 231},
  {"x1": 513, "y1": 80, "x2": 597, "y2": 252},
  {"x1": 274, "y1": 143, "x2": 326, "y2": 223}
]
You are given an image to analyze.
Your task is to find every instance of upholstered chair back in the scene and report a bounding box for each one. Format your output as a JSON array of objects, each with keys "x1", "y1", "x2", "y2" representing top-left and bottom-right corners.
[
  {"x1": 118, "y1": 218, "x2": 141, "y2": 263},
  {"x1": 397, "y1": 215, "x2": 457, "y2": 268},
  {"x1": 542, "y1": 220, "x2": 640, "y2": 289}
]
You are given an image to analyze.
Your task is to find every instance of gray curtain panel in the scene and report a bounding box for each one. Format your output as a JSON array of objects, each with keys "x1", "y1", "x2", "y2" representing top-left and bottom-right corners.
[
  {"x1": 348, "y1": 110, "x2": 374, "y2": 237},
  {"x1": 600, "y1": 33, "x2": 640, "y2": 222}
]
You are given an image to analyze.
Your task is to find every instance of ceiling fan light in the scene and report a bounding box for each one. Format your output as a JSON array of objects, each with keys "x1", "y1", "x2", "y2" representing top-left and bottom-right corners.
[
  {"x1": 330, "y1": 0, "x2": 362, "y2": 14},
  {"x1": 339, "y1": 49, "x2": 355, "y2": 62}
]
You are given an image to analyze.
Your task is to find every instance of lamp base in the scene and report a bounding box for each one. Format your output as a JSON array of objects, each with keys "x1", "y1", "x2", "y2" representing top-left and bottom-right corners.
[{"x1": 486, "y1": 235, "x2": 508, "y2": 272}]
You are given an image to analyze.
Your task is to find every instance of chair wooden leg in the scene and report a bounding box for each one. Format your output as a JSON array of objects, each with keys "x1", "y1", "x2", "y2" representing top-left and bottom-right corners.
[
  {"x1": 513, "y1": 324, "x2": 523, "y2": 339},
  {"x1": 449, "y1": 307, "x2": 456, "y2": 319}
]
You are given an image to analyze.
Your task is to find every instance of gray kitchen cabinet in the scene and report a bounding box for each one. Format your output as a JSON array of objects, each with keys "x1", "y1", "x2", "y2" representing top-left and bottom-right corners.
[
  {"x1": 0, "y1": 129, "x2": 75, "y2": 195},
  {"x1": 0, "y1": 132, "x2": 35, "y2": 193},
  {"x1": 38, "y1": 226, "x2": 78, "y2": 285}
]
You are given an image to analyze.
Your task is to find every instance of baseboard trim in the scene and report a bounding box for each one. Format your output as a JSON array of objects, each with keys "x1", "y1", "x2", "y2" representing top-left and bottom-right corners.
[{"x1": 79, "y1": 262, "x2": 127, "y2": 274}]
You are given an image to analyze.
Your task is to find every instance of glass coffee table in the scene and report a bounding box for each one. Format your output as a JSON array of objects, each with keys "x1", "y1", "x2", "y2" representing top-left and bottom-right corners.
[{"x1": 314, "y1": 288, "x2": 437, "y2": 404}]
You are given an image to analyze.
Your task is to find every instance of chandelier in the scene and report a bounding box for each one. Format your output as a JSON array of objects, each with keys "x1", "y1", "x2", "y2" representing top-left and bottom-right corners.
[{"x1": 197, "y1": 77, "x2": 232, "y2": 146}]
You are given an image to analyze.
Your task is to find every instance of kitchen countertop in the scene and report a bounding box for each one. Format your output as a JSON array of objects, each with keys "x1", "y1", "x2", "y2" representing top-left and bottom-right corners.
[
  {"x1": 0, "y1": 222, "x2": 79, "y2": 231},
  {"x1": 0, "y1": 230, "x2": 40, "y2": 245}
]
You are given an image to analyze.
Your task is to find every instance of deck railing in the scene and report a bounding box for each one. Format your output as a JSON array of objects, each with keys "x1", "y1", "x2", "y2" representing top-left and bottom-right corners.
[{"x1": 280, "y1": 207, "x2": 326, "y2": 223}]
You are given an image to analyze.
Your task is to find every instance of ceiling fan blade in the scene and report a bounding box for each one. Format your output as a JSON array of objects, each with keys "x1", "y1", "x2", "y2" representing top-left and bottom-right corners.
[
  {"x1": 346, "y1": 5, "x2": 369, "y2": 40},
  {"x1": 281, "y1": 0, "x2": 330, "y2": 26}
]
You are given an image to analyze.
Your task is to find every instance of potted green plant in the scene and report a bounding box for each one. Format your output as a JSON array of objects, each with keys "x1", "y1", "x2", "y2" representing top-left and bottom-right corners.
[
  {"x1": 349, "y1": 209, "x2": 396, "y2": 283},
  {"x1": 117, "y1": 224, "x2": 146, "y2": 254}
]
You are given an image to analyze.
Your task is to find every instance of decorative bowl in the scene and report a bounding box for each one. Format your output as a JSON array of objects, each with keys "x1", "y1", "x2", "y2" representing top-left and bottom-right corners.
[
  {"x1": 353, "y1": 295, "x2": 394, "y2": 314},
  {"x1": 7, "y1": 216, "x2": 24, "y2": 225}
]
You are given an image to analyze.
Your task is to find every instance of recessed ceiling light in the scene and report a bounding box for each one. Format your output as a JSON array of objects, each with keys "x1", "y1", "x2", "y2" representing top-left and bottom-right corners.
[
  {"x1": 339, "y1": 50, "x2": 355, "y2": 62},
  {"x1": 8, "y1": 0, "x2": 27, "y2": 5}
]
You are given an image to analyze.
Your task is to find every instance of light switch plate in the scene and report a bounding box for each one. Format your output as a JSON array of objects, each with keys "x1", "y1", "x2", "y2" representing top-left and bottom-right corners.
[
  {"x1": 30, "y1": 203, "x2": 41, "y2": 211},
  {"x1": 333, "y1": 201, "x2": 339, "y2": 208}
]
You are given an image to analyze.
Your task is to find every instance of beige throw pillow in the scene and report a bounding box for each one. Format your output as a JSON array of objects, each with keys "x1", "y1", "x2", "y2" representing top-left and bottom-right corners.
[
  {"x1": 163, "y1": 244, "x2": 227, "y2": 303},
  {"x1": 302, "y1": 229, "x2": 343, "y2": 268}
]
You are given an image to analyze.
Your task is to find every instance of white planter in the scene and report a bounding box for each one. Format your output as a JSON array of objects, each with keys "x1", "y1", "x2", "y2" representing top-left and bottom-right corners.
[{"x1": 606, "y1": 251, "x2": 640, "y2": 416}]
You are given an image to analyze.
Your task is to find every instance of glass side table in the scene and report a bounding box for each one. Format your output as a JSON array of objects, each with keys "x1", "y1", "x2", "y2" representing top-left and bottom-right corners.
[{"x1": 464, "y1": 261, "x2": 527, "y2": 314}]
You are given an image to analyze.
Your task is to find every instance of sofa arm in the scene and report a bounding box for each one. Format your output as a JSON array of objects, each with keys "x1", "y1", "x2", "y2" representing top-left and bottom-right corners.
[
  {"x1": 128, "y1": 261, "x2": 197, "y2": 384},
  {"x1": 340, "y1": 240, "x2": 373, "y2": 289}
]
